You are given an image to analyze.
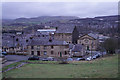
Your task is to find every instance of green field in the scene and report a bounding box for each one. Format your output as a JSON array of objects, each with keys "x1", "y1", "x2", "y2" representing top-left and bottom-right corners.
[{"x1": 3, "y1": 54, "x2": 119, "y2": 78}]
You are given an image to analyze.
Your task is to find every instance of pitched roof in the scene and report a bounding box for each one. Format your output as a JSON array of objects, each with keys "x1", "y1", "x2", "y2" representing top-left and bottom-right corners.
[
  {"x1": 28, "y1": 39, "x2": 69, "y2": 46},
  {"x1": 79, "y1": 33, "x2": 98, "y2": 40},
  {"x1": 88, "y1": 33, "x2": 98, "y2": 39},
  {"x1": 72, "y1": 44, "x2": 83, "y2": 52},
  {"x1": 55, "y1": 25, "x2": 75, "y2": 33}
]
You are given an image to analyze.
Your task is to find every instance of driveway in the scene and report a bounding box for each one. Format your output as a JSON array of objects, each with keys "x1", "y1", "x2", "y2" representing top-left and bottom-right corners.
[{"x1": 2, "y1": 55, "x2": 29, "y2": 67}]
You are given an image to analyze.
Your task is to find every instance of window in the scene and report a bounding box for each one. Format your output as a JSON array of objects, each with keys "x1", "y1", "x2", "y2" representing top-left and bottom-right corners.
[
  {"x1": 31, "y1": 51, "x2": 34, "y2": 55},
  {"x1": 44, "y1": 51, "x2": 47, "y2": 55},
  {"x1": 51, "y1": 46, "x2": 54, "y2": 49},
  {"x1": 44, "y1": 46, "x2": 47, "y2": 49},
  {"x1": 37, "y1": 46, "x2": 40, "y2": 49},
  {"x1": 38, "y1": 35, "x2": 40, "y2": 37},
  {"x1": 65, "y1": 51, "x2": 67, "y2": 55},
  {"x1": 31, "y1": 46, "x2": 34, "y2": 49},
  {"x1": 84, "y1": 39, "x2": 89, "y2": 43},
  {"x1": 69, "y1": 36, "x2": 71, "y2": 39},
  {"x1": 87, "y1": 46, "x2": 89, "y2": 50},
  {"x1": 62, "y1": 34, "x2": 64, "y2": 38},
  {"x1": 16, "y1": 38, "x2": 19, "y2": 41},
  {"x1": 26, "y1": 39, "x2": 28, "y2": 42},
  {"x1": 51, "y1": 51, "x2": 54, "y2": 54},
  {"x1": 65, "y1": 46, "x2": 69, "y2": 48}
]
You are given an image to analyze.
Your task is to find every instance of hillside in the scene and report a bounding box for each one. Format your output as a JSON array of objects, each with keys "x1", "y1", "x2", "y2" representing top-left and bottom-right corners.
[
  {"x1": 13, "y1": 16, "x2": 79, "y2": 23},
  {"x1": 2, "y1": 15, "x2": 119, "y2": 35}
]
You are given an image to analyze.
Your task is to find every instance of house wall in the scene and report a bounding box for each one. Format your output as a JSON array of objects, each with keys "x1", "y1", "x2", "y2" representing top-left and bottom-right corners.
[
  {"x1": 72, "y1": 47, "x2": 86, "y2": 57},
  {"x1": 54, "y1": 33, "x2": 72, "y2": 44},
  {"x1": 77, "y1": 35, "x2": 98, "y2": 51},
  {"x1": 27, "y1": 45, "x2": 70, "y2": 58}
]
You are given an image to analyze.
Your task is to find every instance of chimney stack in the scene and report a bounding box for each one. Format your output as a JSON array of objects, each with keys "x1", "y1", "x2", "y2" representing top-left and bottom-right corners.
[{"x1": 49, "y1": 33, "x2": 52, "y2": 42}]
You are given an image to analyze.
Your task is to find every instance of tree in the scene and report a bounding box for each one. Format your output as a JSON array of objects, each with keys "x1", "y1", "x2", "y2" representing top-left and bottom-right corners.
[{"x1": 102, "y1": 38, "x2": 118, "y2": 54}]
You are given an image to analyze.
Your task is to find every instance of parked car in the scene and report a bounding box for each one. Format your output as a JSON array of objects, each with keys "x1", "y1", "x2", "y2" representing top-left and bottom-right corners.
[
  {"x1": 93, "y1": 53, "x2": 100, "y2": 59},
  {"x1": 2, "y1": 51, "x2": 7, "y2": 55},
  {"x1": 28, "y1": 56, "x2": 39, "y2": 60},
  {"x1": 42, "y1": 58, "x2": 49, "y2": 61},
  {"x1": 92, "y1": 55, "x2": 97, "y2": 59},
  {"x1": 67, "y1": 58, "x2": 73, "y2": 61},
  {"x1": 47, "y1": 57, "x2": 54, "y2": 61},
  {"x1": 86, "y1": 56, "x2": 92, "y2": 61},
  {"x1": 76, "y1": 58, "x2": 85, "y2": 61}
]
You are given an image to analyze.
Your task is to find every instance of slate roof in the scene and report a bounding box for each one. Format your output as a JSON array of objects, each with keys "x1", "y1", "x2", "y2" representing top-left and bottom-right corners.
[
  {"x1": 88, "y1": 33, "x2": 98, "y2": 39},
  {"x1": 28, "y1": 39, "x2": 69, "y2": 46},
  {"x1": 2, "y1": 33, "x2": 30, "y2": 47},
  {"x1": 79, "y1": 33, "x2": 98, "y2": 40},
  {"x1": 72, "y1": 44, "x2": 83, "y2": 52},
  {"x1": 55, "y1": 25, "x2": 75, "y2": 33}
]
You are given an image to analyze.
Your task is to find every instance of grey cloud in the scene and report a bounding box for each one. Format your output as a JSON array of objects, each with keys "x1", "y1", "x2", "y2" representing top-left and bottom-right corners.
[{"x1": 2, "y1": 2, "x2": 118, "y2": 19}]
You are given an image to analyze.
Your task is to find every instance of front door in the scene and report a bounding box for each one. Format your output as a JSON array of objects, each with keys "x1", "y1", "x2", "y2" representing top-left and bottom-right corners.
[
  {"x1": 37, "y1": 51, "x2": 40, "y2": 56},
  {"x1": 60, "y1": 52, "x2": 62, "y2": 57}
]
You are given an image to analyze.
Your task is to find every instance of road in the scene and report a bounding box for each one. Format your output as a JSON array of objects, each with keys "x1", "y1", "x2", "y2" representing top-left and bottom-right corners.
[{"x1": 2, "y1": 55, "x2": 29, "y2": 67}]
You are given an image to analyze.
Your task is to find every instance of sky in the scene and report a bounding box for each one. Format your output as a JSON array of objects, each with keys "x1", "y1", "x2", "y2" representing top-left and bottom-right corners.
[{"x1": 2, "y1": 1, "x2": 118, "y2": 19}]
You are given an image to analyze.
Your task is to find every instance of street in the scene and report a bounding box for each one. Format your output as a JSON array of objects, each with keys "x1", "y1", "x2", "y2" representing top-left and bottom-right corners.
[{"x1": 2, "y1": 55, "x2": 29, "y2": 67}]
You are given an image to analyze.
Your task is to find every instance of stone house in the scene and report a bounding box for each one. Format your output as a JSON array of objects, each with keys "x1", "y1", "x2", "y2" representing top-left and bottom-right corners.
[
  {"x1": 54, "y1": 26, "x2": 79, "y2": 44},
  {"x1": 77, "y1": 33, "x2": 99, "y2": 51},
  {"x1": 2, "y1": 33, "x2": 29, "y2": 54},
  {"x1": 71, "y1": 44, "x2": 86, "y2": 57},
  {"x1": 27, "y1": 39, "x2": 70, "y2": 58}
]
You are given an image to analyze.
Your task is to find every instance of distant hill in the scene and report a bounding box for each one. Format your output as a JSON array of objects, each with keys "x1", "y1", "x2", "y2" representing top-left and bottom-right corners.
[
  {"x1": 13, "y1": 16, "x2": 80, "y2": 23},
  {"x1": 2, "y1": 15, "x2": 119, "y2": 34},
  {"x1": 69, "y1": 15, "x2": 119, "y2": 22}
]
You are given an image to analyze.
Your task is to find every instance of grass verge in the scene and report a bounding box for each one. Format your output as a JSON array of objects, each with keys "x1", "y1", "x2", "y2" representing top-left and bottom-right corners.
[{"x1": 2, "y1": 54, "x2": 119, "y2": 78}]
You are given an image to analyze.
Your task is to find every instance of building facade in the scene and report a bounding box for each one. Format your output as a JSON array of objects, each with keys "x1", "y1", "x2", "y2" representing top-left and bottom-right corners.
[
  {"x1": 77, "y1": 33, "x2": 99, "y2": 51},
  {"x1": 27, "y1": 40, "x2": 70, "y2": 58},
  {"x1": 54, "y1": 26, "x2": 79, "y2": 44},
  {"x1": 71, "y1": 44, "x2": 86, "y2": 57}
]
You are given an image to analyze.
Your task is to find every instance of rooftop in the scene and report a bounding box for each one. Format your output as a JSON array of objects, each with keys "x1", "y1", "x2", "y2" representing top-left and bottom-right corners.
[
  {"x1": 55, "y1": 25, "x2": 75, "y2": 33},
  {"x1": 28, "y1": 39, "x2": 69, "y2": 46},
  {"x1": 72, "y1": 44, "x2": 83, "y2": 52}
]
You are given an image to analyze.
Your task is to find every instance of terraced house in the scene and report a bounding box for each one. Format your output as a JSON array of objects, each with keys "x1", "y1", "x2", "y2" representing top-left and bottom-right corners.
[{"x1": 27, "y1": 39, "x2": 70, "y2": 58}]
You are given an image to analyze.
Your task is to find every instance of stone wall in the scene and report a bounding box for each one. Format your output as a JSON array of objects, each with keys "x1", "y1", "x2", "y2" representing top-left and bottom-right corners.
[{"x1": 27, "y1": 45, "x2": 70, "y2": 58}]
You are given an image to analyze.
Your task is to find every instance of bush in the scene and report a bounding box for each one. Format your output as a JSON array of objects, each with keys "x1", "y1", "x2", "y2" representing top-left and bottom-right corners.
[
  {"x1": 59, "y1": 60, "x2": 69, "y2": 64},
  {"x1": 102, "y1": 38, "x2": 118, "y2": 54}
]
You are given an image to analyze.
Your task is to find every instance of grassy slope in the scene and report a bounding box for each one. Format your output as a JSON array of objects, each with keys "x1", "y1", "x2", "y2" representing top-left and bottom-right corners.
[{"x1": 3, "y1": 54, "x2": 119, "y2": 78}]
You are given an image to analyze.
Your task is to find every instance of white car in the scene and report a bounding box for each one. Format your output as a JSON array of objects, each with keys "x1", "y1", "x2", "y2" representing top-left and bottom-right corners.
[
  {"x1": 47, "y1": 57, "x2": 54, "y2": 61},
  {"x1": 67, "y1": 58, "x2": 73, "y2": 61},
  {"x1": 76, "y1": 58, "x2": 85, "y2": 61},
  {"x1": 86, "y1": 56, "x2": 92, "y2": 61}
]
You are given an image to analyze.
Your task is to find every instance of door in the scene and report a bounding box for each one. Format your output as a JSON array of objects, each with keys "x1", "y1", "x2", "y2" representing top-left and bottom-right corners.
[
  {"x1": 37, "y1": 51, "x2": 40, "y2": 56},
  {"x1": 60, "y1": 52, "x2": 62, "y2": 57},
  {"x1": 31, "y1": 51, "x2": 34, "y2": 55}
]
